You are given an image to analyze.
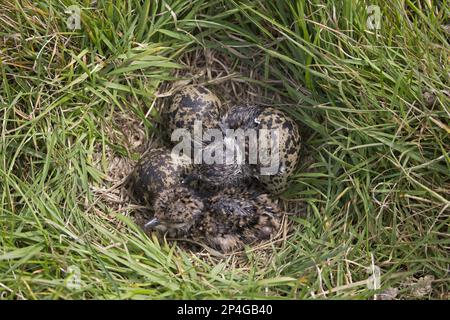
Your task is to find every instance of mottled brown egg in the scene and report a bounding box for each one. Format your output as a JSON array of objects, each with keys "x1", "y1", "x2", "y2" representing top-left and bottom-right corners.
[
  {"x1": 251, "y1": 107, "x2": 301, "y2": 194},
  {"x1": 126, "y1": 147, "x2": 192, "y2": 207},
  {"x1": 163, "y1": 85, "x2": 222, "y2": 135}
]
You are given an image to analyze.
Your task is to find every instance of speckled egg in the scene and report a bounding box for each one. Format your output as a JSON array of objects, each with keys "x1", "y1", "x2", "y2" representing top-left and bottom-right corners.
[
  {"x1": 222, "y1": 105, "x2": 301, "y2": 194},
  {"x1": 126, "y1": 147, "x2": 192, "y2": 207},
  {"x1": 163, "y1": 85, "x2": 222, "y2": 135}
]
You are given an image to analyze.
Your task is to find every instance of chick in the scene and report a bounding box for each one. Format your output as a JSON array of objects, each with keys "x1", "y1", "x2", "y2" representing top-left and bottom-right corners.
[
  {"x1": 143, "y1": 185, "x2": 282, "y2": 253},
  {"x1": 186, "y1": 125, "x2": 259, "y2": 190},
  {"x1": 200, "y1": 187, "x2": 282, "y2": 252},
  {"x1": 186, "y1": 140, "x2": 254, "y2": 190},
  {"x1": 145, "y1": 186, "x2": 204, "y2": 238}
]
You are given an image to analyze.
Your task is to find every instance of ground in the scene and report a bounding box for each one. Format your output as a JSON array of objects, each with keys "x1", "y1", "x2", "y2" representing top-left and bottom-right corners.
[{"x1": 0, "y1": 0, "x2": 448, "y2": 299}]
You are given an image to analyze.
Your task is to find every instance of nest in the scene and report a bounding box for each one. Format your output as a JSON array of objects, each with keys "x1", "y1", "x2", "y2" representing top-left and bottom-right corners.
[{"x1": 88, "y1": 48, "x2": 307, "y2": 262}]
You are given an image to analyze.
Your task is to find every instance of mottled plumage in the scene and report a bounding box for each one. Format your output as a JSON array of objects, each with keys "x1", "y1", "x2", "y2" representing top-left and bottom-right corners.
[
  {"x1": 186, "y1": 140, "x2": 254, "y2": 189},
  {"x1": 147, "y1": 186, "x2": 204, "y2": 238},
  {"x1": 200, "y1": 187, "x2": 282, "y2": 252},
  {"x1": 144, "y1": 185, "x2": 282, "y2": 253}
]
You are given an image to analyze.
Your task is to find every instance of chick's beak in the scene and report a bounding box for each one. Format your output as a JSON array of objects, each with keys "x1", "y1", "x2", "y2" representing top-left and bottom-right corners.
[{"x1": 145, "y1": 218, "x2": 160, "y2": 228}]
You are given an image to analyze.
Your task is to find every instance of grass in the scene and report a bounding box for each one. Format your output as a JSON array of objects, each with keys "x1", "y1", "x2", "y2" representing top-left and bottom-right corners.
[{"x1": 0, "y1": 0, "x2": 449, "y2": 299}]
